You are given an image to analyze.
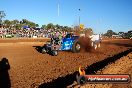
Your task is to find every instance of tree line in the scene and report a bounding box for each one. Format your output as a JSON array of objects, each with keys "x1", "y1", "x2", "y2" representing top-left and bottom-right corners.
[
  {"x1": 0, "y1": 11, "x2": 131, "y2": 38},
  {"x1": 1, "y1": 19, "x2": 39, "y2": 29},
  {"x1": 0, "y1": 11, "x2": 73, "y2": 32},
  {"x1": 0, "y1": 19, "x2": 74, "y2": 32},
  {"x1": 104, "y1": 30, "x2": 132, "y2": 38}
]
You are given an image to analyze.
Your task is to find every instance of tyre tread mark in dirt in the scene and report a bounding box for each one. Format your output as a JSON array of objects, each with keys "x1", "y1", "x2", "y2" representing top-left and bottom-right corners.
[{"x1": 38, "y1": 49, "x2": 132, "y2": 88}]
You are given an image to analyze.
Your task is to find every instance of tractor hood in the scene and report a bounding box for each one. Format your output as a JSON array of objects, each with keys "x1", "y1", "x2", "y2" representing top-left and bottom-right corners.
[{"x1": 63, "y1": 35, "x2": 79, "y2": 42}]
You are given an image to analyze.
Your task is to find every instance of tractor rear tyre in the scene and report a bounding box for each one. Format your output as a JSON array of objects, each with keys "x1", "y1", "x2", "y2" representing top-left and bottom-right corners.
[{"x1": 72, "y1": 40, "x2": 81, "y2": 53}]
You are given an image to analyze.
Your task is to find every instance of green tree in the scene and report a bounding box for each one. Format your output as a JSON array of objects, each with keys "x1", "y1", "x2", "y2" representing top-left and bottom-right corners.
[
  {"x1": 35, "y1": 24, "x2": 39, "y2": 27},
  {"x1": 21, "y1": 19, "x2": 38, "y2": 28},
  {"x1": 55, "y1": 24, "x2": 61, "y2": 29},
  {"x1": 104, "y1": 30, "x2": 117, "y2": 37},
  {"x1": 12, "y1": 20, "x2": 19, "y2": 24},
  {"x1": 15, "y1": 24, "x2": 21, "y2": 29},
  {"x1": 123, "y1": 30, "x2": 132, "y2": 39},
  {"x1": 3, "y1": 20, "x2": 11, "y2": 28},
  {"x1": 28, "y1": 22, "x2": 36, "y2": 28},
  {"x1": 22, "y1": 19, "x2": 28, "y2": 24},
  {"x1": 41, "y1": 25, "x2": 46, "y2": 29},
  {"x1": 46, "y1": 23, "x2": 54, "y2": 29},
  {"x1": 11, "y1": 20, "x2": 19, "y2": 29}
]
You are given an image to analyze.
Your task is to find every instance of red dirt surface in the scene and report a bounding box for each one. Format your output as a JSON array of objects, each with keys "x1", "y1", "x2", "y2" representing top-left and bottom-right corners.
[
  {"x1": 0, "y1": 38, "x2": 131, "y2": 88},
  {"x1": 78, "y1": 52, "x2": 132, "y2": 88},
  {"x1": 0, "y1": 38, "x2": 50, "y2": 43}
]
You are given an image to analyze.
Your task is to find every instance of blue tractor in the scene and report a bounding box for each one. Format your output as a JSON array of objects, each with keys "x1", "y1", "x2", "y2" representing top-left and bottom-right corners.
[{"x1": 41, "y1": 33, "x2": 81, "y2": 56}]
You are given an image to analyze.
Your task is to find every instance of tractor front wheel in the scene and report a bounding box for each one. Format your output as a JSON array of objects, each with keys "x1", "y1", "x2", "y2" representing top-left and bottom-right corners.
[
  {"x1": 42, "y1": 48, "x2": 46, "y2": 54},
  {"x1": 52, "y1": 50, "x2": 58, "y2": 56}
]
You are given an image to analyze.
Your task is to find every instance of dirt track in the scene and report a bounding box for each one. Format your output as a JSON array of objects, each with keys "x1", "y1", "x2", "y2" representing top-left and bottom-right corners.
[
  {"x1": 0, "y1": 38, "x2": 131, "y2": 88},
  {"x1": 78, "y1": 52, "x2": 132, "y2": 88}
]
